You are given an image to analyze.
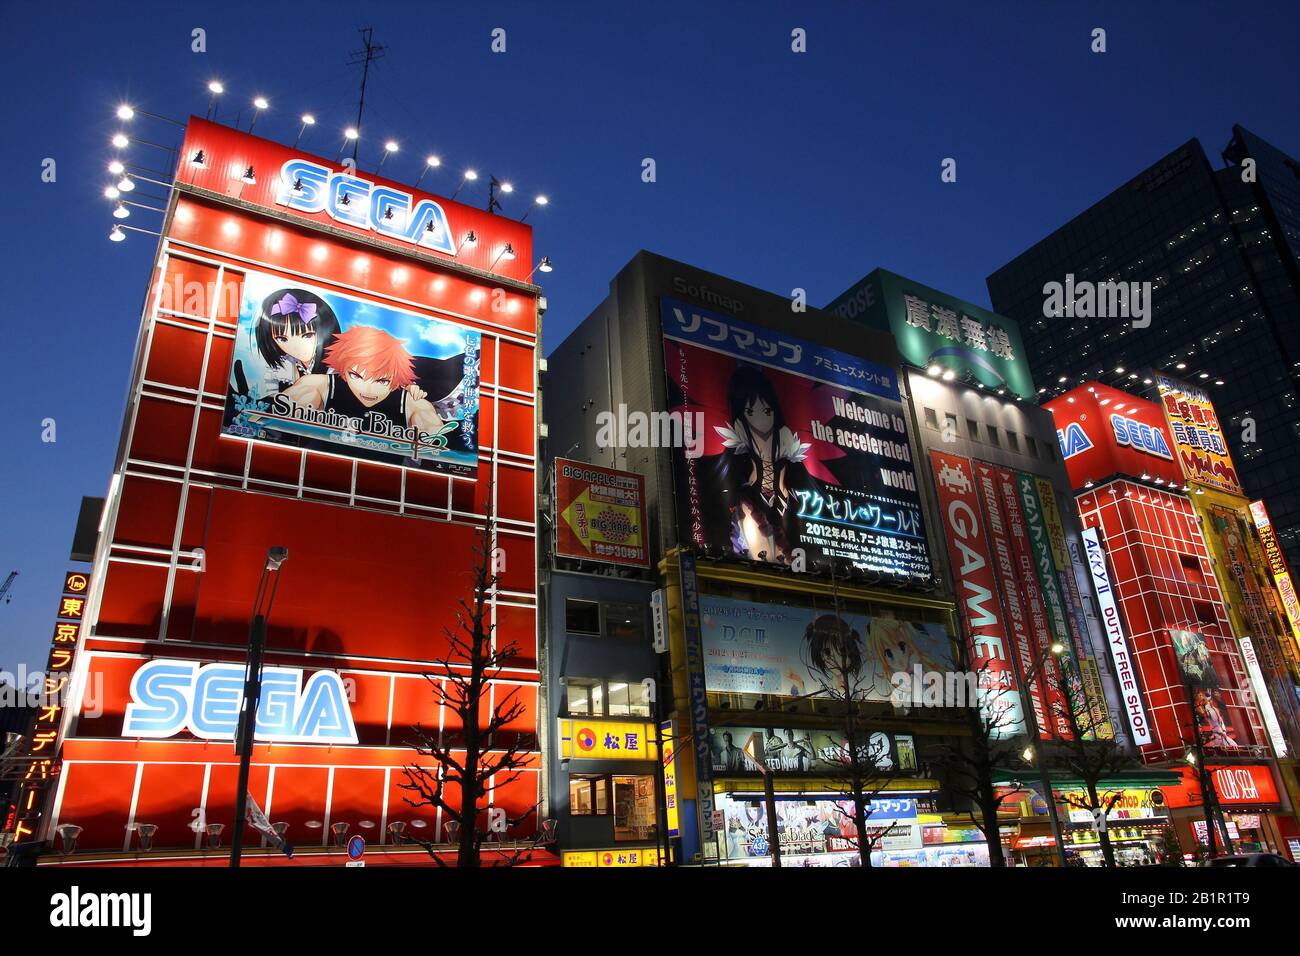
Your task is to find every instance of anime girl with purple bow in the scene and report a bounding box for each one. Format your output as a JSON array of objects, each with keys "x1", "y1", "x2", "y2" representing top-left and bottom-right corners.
[{"x1": 254, "y1": 288, "x2": 341, "y2": 386}]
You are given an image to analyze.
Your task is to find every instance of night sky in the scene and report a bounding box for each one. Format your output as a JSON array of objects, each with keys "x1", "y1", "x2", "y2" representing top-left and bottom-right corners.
[{"x1": 3, "y1": 1, "x2": 1297, "y2": 670}]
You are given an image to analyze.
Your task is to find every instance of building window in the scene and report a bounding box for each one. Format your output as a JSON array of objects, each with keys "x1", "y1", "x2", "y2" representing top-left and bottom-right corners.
[
  {"x1": 966, "y1": 418, "x2": 980, "y2": 441},
  {"x1": 569, "y1": 774, "x2": 610, "y2": 815},
  {"x1": 603, "y1": 602, "x2": 645, "y2": 641},
  {"x1": 568, "y1": 774, "x2": 657, "y2": 839},
  {"x1": 1006, "y1": 431, "x2": 1020, "y2": 453},
  {"x1": 986, "y1": 425, "x2": 1000, "y2": 447},
  {"x1": 1026, "y1": 435, "x2": 1039, "y2": 458},
  {"x1": 565, "y1": 599, "x2": 601, "y2": 635},
  {"x1": 613, "y1": 775, "x2": 658, "y2": 841},
  {"x1": 606, "y1": 681, "x2": 652, "y2": 717},
  {"x1": 566, "y1": 678, "x2": 602, "y2": 715},
  {"x1": 564, "y1": 678, "x2": 650, "y2": 717},
  {"x1": 944, "y1": 412, "x2": 959, "y2": 438},
  {"x1": 923, "y1": 406, "x2": 939, "y2": 429}
]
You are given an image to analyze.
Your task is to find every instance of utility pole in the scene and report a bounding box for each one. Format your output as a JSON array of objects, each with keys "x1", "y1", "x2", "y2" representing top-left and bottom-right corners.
[{"x1": 347, "y1": 27, "x2": 387, "y2": 164}]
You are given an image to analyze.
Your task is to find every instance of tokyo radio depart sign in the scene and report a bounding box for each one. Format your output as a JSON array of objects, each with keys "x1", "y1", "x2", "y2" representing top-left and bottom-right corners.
[
  {"x1": 661, "y1": 297, "x2": 931, "y2": 581},
  {"x1": 553, "y1": 459, "x2": 650, "y2": 567},
  {"x1": 223, "y1": 270, "x2": 481, "y2": 475}
]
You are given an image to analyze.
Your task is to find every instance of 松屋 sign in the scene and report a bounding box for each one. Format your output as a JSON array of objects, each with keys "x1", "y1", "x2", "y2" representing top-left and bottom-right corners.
[
  {"x1": 122, "y1": 659, "x2": 358, "y2": 744},
  {"x1": 557, "y1": 718, "x2": 658, "y2": 760}
]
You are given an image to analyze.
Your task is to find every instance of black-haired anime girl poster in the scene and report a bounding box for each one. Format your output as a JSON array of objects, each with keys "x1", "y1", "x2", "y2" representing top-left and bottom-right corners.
[{"x1": 661, "y1": 297, "x2": 932, "y2": 581}]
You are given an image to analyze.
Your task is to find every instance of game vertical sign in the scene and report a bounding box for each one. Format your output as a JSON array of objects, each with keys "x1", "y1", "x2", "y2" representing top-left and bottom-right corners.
[
  {"x1": 928, "y1": 451, "x2": 1023, "y2": 736},
  {"x1": 974, "y1": 462, "x2": 1047, "y2": 737},
  {"x1": 677, "y1": 552, "x2": 716, "y2": 853}
]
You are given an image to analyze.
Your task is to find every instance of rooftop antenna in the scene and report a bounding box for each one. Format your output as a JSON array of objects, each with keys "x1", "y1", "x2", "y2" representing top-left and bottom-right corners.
[{"x1": 347, "y1": 27, "x2": 387, "y2": 164}]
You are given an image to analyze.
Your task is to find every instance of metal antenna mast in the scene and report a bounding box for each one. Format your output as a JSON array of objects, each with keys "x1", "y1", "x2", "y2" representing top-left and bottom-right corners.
[{"x1": 347, "y1": 27, "x2": 387, "y2": 164}]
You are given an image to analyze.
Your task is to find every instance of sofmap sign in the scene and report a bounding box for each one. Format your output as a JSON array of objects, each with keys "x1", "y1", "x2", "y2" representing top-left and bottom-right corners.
[
  {"x1": 276, "y1": 158, "x2": 457, "y2": 255},
  {"x1": 122, "y1": 659, "x2": 358, "y2": 744},
  {"x1": 1081, "y1": 527, "x2": 1152, "y2": 745},
  {"x1": 827, "y1": 270, "x2": 1035, "y2": 400}
]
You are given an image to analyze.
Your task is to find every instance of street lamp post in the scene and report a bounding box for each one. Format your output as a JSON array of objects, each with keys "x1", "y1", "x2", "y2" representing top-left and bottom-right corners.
[{"x1": 230, "y1": 547, "x2": 289, "y2": 868}]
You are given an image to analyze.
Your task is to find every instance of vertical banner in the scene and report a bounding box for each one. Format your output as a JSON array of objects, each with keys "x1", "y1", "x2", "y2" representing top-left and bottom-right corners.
[
  {"x1": 928, "y1": 451, "x2": 1023, "y2": 736},
  {"x1": 1081, "y1": 527, "x2": 1152, "y2": 745},
  {"x1": 1239, "y1": 638, "x2": 1289, "y2": 758},
  {"x1": 677, "y1": 552, "x2": 716, "y2": 853},
  {"x1": 1249, "y1": 501, "x2": 1300, "y2": 657},
  {"x1": 996, "y1": 469, "x2": 1070, "y2": 737},
  {"x1": 660, "y1": 719, "x2": 681, "y2": 838},
  {"x1": 975, "y1": 463, "x2": 1048, "y2": 737}
]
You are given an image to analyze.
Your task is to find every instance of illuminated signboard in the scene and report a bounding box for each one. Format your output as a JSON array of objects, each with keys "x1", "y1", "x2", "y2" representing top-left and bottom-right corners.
[
  {"x1": 1154, "y1": 373, "x2": 1242, "y2": 495},
  {"x1": 1248, "y1": 500, "x2": 1300, "y2": 653},
  {"x1": 662, "y1": 297, "x2": 932, "y2": 580},
  {"x1": 827, "y1": 270, "x2": 1035, "y2": 400},
  {"x1": 552, "y1": 458, "x2": 650, "y2": 568},
  {"x1": 928, "y1": 451, "x2": 1023, "y2": 736},
  {"x1": 557, "y1": 718, "x2": 659, "y2": 761},
  {"x1": 122, "y1": 659, "x2": 358, "y2": 744},
  {"x1": 222, "y1": 269, "x2": 481, "y2": 476},
  {"x1": 1064, "y1": 788, "x2": 1167, "y2": 823},
  {"x1": 697, "y1": 594, "x2": 954, "y2": 702},
  {"x1": 660, "y1": 719, "x2": 680, "y2": 837},
  {"x1": 562, "y1": 849, "x2": 661, "y2": 867},
  {"x1": 707, "y1": 726, "x2": 915, "y2": 773},
  {"x1": 1164, "y1": 764, "x2": 1281, "y2": 808},
  {"x1": 1081, "y1": 527, "x2": 1152, "y2": 745},
  {"x1": 276, "y1": 158, "x2": 456, "y2": 254},
  {"x1": 1239, "y1": 638, "x2": 1288, "y2": 758},
  {"x1": 1045, "y1": 383, "x2": 1183, "y2": 490}
]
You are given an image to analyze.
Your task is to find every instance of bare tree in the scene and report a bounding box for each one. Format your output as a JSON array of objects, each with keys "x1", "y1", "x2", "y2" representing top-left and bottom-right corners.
[
  {"x1": 923, "y1": 652, "x2": 1028, "y2": 868},
  {"x1": 1045, "y1": 660, "x2": 1138, "y2": 868},
  {"x1": 399, "y1": 487, "x2": 539, "y2": 866},
  {"x1": 802, "y1": 581, "x2": 902, "y2": 867}
]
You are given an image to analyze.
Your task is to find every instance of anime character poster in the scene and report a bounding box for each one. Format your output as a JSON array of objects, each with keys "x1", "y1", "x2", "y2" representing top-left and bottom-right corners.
[
  {"x1": 1171, "y1": 629, "x2": 1239, "y2": 749},
  {"x1": 698, "y1": 594, "x2": 954, "y2": 702},
  {"x1": 223, "y1": 270, "x2": 481, "y2": 476},
  {"x1": 661, "y1": 298, "x2": 932, "y2": 581},
  {"x1": 708, "y1": 726, "x2": 904, "y2": 773}
]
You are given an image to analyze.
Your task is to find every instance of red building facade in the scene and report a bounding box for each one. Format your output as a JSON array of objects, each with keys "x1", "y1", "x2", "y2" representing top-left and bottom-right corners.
[{"x1": 39, "y1": 120, "x2": 543, "y2": 861}]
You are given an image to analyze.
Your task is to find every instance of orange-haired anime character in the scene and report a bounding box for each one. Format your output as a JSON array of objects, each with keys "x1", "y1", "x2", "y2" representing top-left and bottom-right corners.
[{"x1": 282, "y1": 325, "x2": 445, "y2": 438}]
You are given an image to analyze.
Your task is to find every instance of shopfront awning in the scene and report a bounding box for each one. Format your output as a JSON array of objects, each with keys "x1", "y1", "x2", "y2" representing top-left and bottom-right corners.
[
  {"x1": 990, "y1": 769, "x2": 1183, "y2": 789},
  {"x1": 713, "y1": 776, "x2": 941, "y2": 796}
]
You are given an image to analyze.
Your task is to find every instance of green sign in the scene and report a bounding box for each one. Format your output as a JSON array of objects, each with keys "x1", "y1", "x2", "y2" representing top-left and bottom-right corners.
[{"x1": 827, "y1": 269, "x2": 1036, "y2": 400}]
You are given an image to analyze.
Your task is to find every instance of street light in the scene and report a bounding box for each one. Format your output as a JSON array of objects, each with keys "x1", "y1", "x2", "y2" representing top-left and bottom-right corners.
[
  {"x1": 230, "y1": 546, "x2": 289, "y2": 868},
  {"x1": 415, "y1": 155, "x2": 441, "y2": 190}
]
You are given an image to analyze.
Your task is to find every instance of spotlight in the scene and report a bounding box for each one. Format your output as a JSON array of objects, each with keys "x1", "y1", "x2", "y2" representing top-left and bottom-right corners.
[
  {"x1": 240, "y1": 166, "x2": 256, "y2": 185},
  {"x1": 500, "y1": 243, "x2": 516, "y2": 260},
  {"x1": 539, "y1": 256, "x2": 553, "y2": 273},
  {"x1": 426, "y1": 154, "x2": 441, "y2": 167},
  {"x1": 927, "y1": 364, "x2": 942, "y2": 377},
  {"x1": 108, "y1": 160, "x2": 125, "y2": 175},
  {"x1": 116, "y1": 105, "x2": 135, "y2": 121},
  {"x1": 464, "y1": 169, "x2": 479, "y2": 181},
  {"x1": 941, "y1": 370, "x2": 955, "y2": 381},
  {"x1": 103, "y1": 186, "x2": 120, "y2": 200},
  {"x1": 190, "y1": 149, "x2": 207, "y2": 168},
  {"x1": 112, "y1": 133, "x2": 129, "y2": 149},
  {"x1": 535, "y1": 194, "x2": 549, "y2": 206},
  {"x1": 344, "y1": 127, "x2": 359, "y2": 140},
  {"x1": 208, "y1": 81, "x2": 224, "y2": 95},
  {"x1": 301, "y1": 114, "x2": 316, "y2": 126},
  {"x1": 253, "y1": 96, "x2": 269, "y2": 110},
  {"x1": 113, "y1": 202, "x2": 129, "y2": 219},
  {"x1": 109, "y1": 225, "x2": 125, "y2": 242},
  {"x1": 117, "y1": 176, "x2": 135, "y2": 192},
  {"x1": 500, "y1": 181, "x2": 514, "y2": 194}
]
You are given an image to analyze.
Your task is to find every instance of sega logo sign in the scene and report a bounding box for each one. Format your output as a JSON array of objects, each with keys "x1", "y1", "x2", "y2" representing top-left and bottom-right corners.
[
  {"x1": 123, "y1": 659, "x2": 358, "y2": 744},
  {"x1": 1110, "y1": 414, "x2": 1172, "y2": 460},
  {"x1": 276, "y1": 159, "x2": 456, "y2": 255},
  {"x1": 1057, "y1": 422, "x2": 1093, "y2": 460}
]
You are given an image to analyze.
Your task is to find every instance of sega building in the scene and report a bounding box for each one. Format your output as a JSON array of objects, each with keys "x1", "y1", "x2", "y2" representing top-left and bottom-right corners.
[
  {"x1": 18, "y1": 119, "x2": 546, "y2": 864},
  {"x1": 1046, "y1": 381, "x2": 1298, "y2": 858},
  {"x1": 547, "y1": 254, "x2": 966, "y2": 867}
]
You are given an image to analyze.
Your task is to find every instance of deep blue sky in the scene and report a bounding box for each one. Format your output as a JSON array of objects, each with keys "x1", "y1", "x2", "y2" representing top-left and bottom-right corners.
[{"x1": 3, "y1": 1, "x2": 1298, "y2": 669}]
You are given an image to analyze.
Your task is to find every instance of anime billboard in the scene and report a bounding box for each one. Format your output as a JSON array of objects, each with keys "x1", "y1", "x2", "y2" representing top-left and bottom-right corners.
[
  {"x1": 661, "y1": 298, "x2": 931, "y2": 581},
  {"x1": 1171, "y1": 629, "x2": 1239, "y2": 750},
  {"x1": 223, "y1": 270, "x2": 481, "y2": 476},
  {"x1": 698, "y1": 594, "x2": 954, "y2": 702}
]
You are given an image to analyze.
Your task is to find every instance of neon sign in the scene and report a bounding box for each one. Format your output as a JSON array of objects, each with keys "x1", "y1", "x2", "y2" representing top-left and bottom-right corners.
[
  {"x1": 123, "y1": 659, "x2": 358, "y2": 744},
  {"x1": 276, "y1": 158, "x2": 457, "y2": 255}
]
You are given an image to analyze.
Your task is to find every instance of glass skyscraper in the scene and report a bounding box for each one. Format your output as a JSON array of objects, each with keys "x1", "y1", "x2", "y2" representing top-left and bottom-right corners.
[{"x1": 987, "y1": 125, "x2": 1300, "y2": 568}]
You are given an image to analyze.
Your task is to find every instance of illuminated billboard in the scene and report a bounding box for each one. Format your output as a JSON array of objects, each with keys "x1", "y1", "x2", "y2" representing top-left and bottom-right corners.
[
  {"x1": 828, "y1": 270, "x2": 1035, "y2": 400},
  {"x1": 223, "y1": 270, "x2": 481, "y2": 475},
  {"x1": 661, "y1": 297, "x2": 932, "y2": 581},
  {"x1": 1044, "y1": 383, "x2": 1183, "y2": 490},
  {"x1": 552, "y1": 458, "x2": 649, "y2": 567},
  {"x1": 1154, "y1": 373, "x2": 1242, "y2": 495},
  {"x1": 698, "y1": 593, "x2": 954, "y2": 702}
]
